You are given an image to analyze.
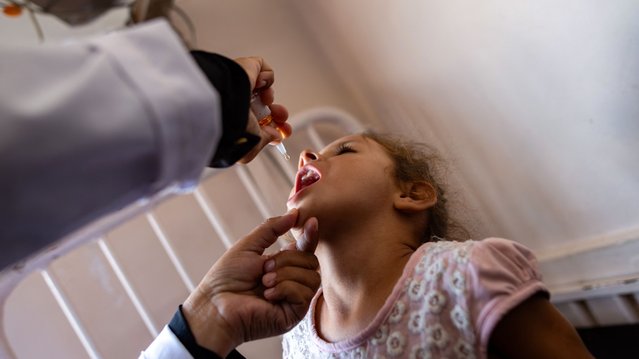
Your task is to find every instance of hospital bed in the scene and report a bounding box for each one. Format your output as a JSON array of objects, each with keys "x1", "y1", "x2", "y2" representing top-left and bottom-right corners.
[{"x1": 0, "y1": 108, "x2": 362, "y2": 358}]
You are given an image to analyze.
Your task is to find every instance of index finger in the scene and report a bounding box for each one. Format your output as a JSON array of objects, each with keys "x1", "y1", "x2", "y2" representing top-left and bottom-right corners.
[
  {"x1": 255, "y1": 60, "x2": 274, "y2": 90},
  {"x1": 270, "y1": 104, "x2": 289, "y2": 125},
  {"x1": 233, "y1": 209, "x2": 299, "y2": 254}
]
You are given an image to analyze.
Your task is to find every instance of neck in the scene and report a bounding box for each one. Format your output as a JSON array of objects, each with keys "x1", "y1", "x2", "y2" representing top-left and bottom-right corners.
[{"x1": 315, "y1": 214, "x2": 420, "y2": 341}]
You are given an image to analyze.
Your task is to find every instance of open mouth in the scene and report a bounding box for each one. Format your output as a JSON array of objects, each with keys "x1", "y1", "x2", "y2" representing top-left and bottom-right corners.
[{"x1": 294, "y1": 165, "x2": 321, "y2": 195}]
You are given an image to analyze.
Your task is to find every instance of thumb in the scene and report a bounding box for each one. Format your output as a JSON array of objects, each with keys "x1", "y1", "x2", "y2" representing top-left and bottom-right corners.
[
  {"x1": 234, "y1": 209, "x2": 299, "y2": 253},
  {"x1": 296, "y1": 217, "x2": 319, "y2": 253},
  {"x1": 283, "y1": 217, "x2": 319, "y2": 253},
  {"x1": 261, "y1": 125, "x2": 282, "y2": 144}
]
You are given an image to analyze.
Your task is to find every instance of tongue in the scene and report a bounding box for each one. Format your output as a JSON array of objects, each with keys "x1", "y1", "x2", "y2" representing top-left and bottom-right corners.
[{"x1": 301, "y1": 171, "x2": 319, "y2": 188}]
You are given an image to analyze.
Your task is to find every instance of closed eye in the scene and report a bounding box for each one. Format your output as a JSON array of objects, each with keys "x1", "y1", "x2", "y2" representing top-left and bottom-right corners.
[{"x1": 335, "y1": 143, "x2": 356, "y2": 155}]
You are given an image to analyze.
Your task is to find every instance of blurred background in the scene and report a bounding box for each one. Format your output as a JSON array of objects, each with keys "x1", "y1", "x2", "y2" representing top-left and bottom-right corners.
[{"x1": 1, "y1": 0, "x2": 638, "y2": 357}]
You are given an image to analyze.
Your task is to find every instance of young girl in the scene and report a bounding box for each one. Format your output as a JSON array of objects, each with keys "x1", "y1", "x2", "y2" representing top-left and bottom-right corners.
[{"x1": 282, "y1": 132, "x2": 592, "y2": 358}]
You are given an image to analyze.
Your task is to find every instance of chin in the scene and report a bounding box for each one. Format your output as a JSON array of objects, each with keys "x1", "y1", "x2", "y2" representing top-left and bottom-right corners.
[
  {"x1": 286, "y1": 201, "x2": 295, "y2": 211},
  {"x1": 292, "y1": 204, "x2": 312, "y2": 228},
  {"x1": 287, "y1": 201, "x2": 318, "y2": 229},
  {"x1": 286, "y1": 192, "x2": 309, "y2": 213}
]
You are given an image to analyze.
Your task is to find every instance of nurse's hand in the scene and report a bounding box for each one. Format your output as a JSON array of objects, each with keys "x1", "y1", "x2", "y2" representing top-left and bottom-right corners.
[
  {"x1": 234, "y1": 56, "x2": 291, "y2": 163},
  {"x1": 181, "y1": 209, "x2": 320, "y2": 358}
]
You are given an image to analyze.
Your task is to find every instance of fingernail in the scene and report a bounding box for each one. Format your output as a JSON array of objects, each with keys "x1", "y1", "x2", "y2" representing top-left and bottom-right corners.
[
  {"x1": 263, "y1": 272, "x2": 276, "y2": 285},
  {"x1": 258, "y1": 80, "x2": 267, "y2": 88},
  {"x1": 305, "y1": 217, "x2": 317, "y2": 231},
  {"x1": 264, "y1": 288, "x2": 274, "y2": 298},
  {"x1": 264, "y1": 259, "x2": 275, "y2": 272}
]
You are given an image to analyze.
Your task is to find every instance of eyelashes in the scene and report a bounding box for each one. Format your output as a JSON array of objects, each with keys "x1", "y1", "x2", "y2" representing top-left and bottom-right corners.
[{"x1": 335, "y1": 143, "x2": 355, "y2": 155}]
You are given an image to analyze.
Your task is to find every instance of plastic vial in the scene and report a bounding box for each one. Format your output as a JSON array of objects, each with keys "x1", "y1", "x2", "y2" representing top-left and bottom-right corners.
[{"x1": 250, "y1": 94, "x2": 291, "y2": 160}]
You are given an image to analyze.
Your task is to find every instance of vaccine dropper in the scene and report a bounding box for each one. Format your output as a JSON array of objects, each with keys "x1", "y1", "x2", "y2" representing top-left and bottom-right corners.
[{"x1": 250, "y1": 93, "x2": 291, "y2": 160}]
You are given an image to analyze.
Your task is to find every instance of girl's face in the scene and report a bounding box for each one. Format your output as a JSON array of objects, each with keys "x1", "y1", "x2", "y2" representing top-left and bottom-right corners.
[{"x1": 287, "y1": 134, "x2": 400, "y2": 228}]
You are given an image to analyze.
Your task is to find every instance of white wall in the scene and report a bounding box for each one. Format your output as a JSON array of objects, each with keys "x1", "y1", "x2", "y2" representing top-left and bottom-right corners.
[
  {"x1": 292, "y1": 0, "x2": 639, "y2": 290},
  {"x1": 174, "y1": 0, "x2": 368, "y2": 120}
]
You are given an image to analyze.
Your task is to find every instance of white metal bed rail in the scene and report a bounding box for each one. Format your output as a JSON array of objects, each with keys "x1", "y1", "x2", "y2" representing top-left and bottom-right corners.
[{"x1": 0, "y1": 107, "x2": 362, "y2": 359}]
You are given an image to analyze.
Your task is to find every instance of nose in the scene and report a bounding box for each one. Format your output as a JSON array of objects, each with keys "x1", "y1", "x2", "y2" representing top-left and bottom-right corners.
[{"x1": 299, "y1": 149, "x2": 319, "y2": 168}]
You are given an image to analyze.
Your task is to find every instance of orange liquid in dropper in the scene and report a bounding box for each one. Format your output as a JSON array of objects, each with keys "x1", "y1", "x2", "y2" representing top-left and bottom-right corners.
[
  {"x1": 258, "y1": 115, "x2": 290, "y2": 139},
  {"x1": 3, "y1": 4, "x2": 22, "y2": 17}
]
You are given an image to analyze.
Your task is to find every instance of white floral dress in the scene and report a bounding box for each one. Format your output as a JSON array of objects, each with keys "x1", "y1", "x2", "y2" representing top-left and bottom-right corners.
[{"x1": 282, "y1": 238, "x2": 548, "y2": 359}]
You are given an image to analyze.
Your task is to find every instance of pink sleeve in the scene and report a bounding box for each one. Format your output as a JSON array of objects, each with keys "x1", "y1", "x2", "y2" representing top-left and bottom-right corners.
[{"x1": 466, "y1": 238, "x2": 549, "y2": 353}]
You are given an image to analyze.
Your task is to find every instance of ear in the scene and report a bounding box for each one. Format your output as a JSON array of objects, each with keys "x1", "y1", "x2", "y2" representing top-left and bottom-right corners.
[{"x1": 394, "y1": 181, "x2": 437, "y2": 213}]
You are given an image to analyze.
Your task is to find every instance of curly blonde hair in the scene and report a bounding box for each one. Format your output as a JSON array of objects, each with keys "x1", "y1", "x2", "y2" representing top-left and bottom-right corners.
[{"x1": 362, "y1": 131, "x2": 468, "y2": 242}]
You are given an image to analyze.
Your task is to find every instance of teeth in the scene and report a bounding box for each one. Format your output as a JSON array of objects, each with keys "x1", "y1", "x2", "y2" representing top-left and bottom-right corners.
[{"x1": 300, "y1": 168, "x2": 320, "y2": 186}]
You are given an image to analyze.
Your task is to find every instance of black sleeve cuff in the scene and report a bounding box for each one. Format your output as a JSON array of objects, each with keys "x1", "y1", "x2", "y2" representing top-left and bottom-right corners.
[
  {"x1": 190, "y1": 51, "x2": 260, "y2": 168},
  {"x1": 168, "y1": 305, "x2": 246, "y2": 359}
]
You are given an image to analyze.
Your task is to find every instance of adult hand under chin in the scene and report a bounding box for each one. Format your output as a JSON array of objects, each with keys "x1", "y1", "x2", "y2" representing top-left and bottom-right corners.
[
  {"x1": 285, "y1": 208, "x2": 319, "y2": 253},
  {"x1": 181, "y1": 209, "x2": 320, "y2": 357},
  {"x1": 285, "y1": 216, "x2": 319, "y2": 253}
]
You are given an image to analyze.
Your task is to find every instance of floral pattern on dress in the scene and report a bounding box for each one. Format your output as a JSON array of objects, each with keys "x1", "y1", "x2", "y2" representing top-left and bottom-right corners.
[
  {"x1": 386, "y1": 331, "x2": 406, "y2": 357},
  {"x1": 351, "y1": 346, "x2": 367, "y2": 359},
  {"x1": 426, "y1": 258, "x2": 445, "y2": 280},
  {"x1": 388, "y1": 300, "x2": 406, "y2": 324},
  {"x1": 450, "y1": 270, "x2": 467, "y2": 296},
  {"x1": 408, "y1": 307, "x2": 427, "y2": 334},
  {"x1": 408, "y1": 278, "x2": 426, "y2": 301},
  {"x1": 409, "y1": 344, "x2": 432, "y2": 359},
  {"x1": 454, "y1": 339, "x2": 476, "y2": 359},
  {"x1": 415, "y1": 258, "x2": 428, "y2": 274},
  {"x1": 282, "y1": 239, "x2": 541, "y2": 359},
  {"x1": 425, "y1": 323, "x2": 450, "y2": 349},
  {"x1": 371, "y1": 323, "x2": 390, "y2": 346},
  {"x1": 424, "y1": 290, "x2": 447, "y2": 314},
  {"x1": 455, "y1": 246, "x2": 470, "y2": 265},
  {"x1": 450, "y1": 304, "x2": 470, "y2": 331}
]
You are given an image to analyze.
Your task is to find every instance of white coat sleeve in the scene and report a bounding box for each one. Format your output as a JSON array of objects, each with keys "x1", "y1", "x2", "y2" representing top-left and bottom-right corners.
[
  {"x1": 0, "y1": 20, "x2": 221, "y2": 265},
  {"x1": 139, "y1": 326, "x2": 193, "y2": 359}
]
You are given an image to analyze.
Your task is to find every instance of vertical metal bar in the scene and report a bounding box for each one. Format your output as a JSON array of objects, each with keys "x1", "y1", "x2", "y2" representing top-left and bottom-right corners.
[
  {"x1": 236, "y1": 166, "x2": 273, "y2": 219},
  {"x1": 266, "y1": 150, "x2": 295, "y2": 187},
  {"x1": 145, "y1": 213, "x2": 195, "y2": 292},
  {"x1": 41, "y1": 270, "x2": 101, "y2": 359},
  {"x1": 270, "y1": 145, "x2": 298, "y2": 177},
  {"x1": 633, "y1": 292, "x2": 639, "y2": 319},
  {"x1": 306, "y1": 124, "x2": 326, "y2": 151},
  {"x1": 193, "y1": 188, "x2": 235, "y2": 249},
  {"x1": 0, "y1": 342, "x2": 16, "y2": 359},
  {"x1": 0, "y1": 303, "x2": 17, "y2": 359},
  {"x1": 616, "y1": 295, "x2": 639, "y2": 323},
  {"x1": 554, "y1": 301, "x2": 596, "y2": 328},
  {"x1": 236, "y1": 166, "x2": 295, "y2": 249},
  {"x1": 97, "y1": 239, "x2": 159, "y2": 337}
]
